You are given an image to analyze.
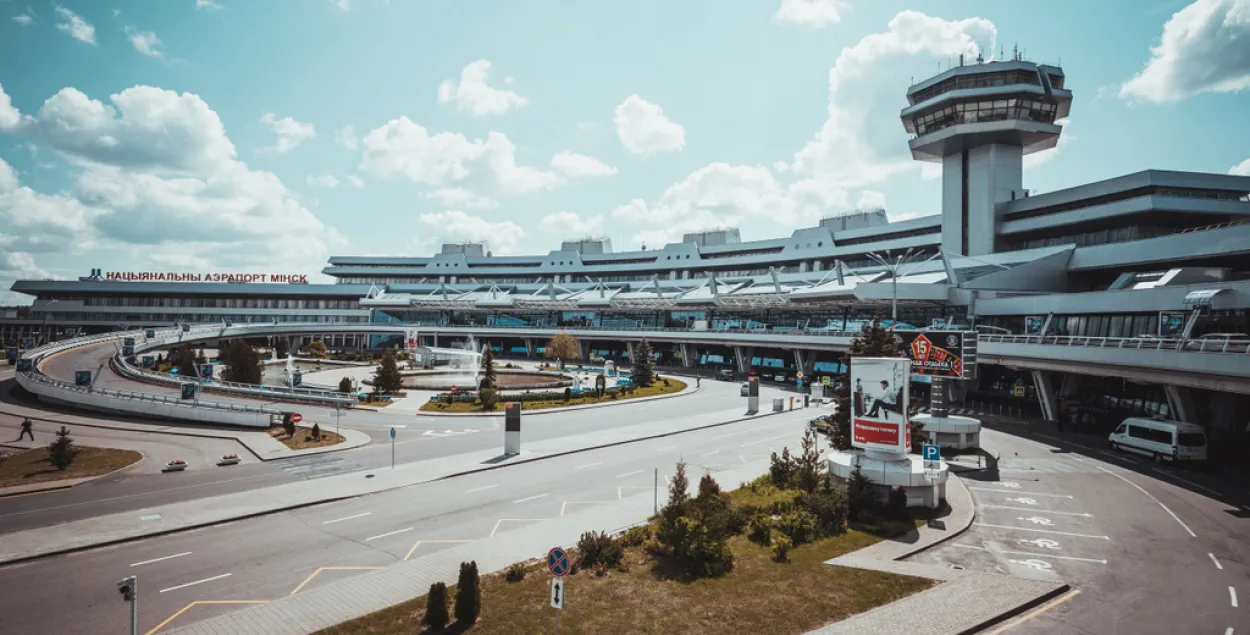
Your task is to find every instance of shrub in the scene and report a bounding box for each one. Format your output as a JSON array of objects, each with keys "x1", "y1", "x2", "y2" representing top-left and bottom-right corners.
[
  {"x1": 609, "y1": 392, "x2": 618, "y2": 399},
  {"x1": 479, "y1": 387, "x2": 499, "y2": 411},
  {"x1": 453, "y1": 561, "x2": 481, "y2": 625},
  {"x1": 310, "y1": 423, "x2": 321, "y2": 440},
  {"x1": 577, "y1": 530, "x2": 624, "y2": 569},
  {"x1": 48, "y1": 426, "x2": 76, "y2": 471},
  {"x1": 773, "y1": 535, "x2": 792, "y2": 562},
  {"x1": 768, "y1": 448, "x2": 797, "y2": 489},
  {"x1": 747, "y1": 513, "x2": 772, "y2": 546},
  {"x1": 666, "y1": 516, "x2": 734, "y2": 577},
  {"x1": 795, "y1": 426, "x2": 824, "y2": 494},
  {"x1": 563, "y1": 386, "x2": 571, "y2": 402},
  {"x1": 691, "y1": 473, "x2": 733, "y2": 536},
  {"x1": 887, "y1": 486, "x2": 909, "y2": 519},
  {"x1": 422, "y1": 582, "x2": 450, "y2": 630},
  {"x1": 620, "y1": 524, "x2": 651, "y2": 547},
  {"x1": 799, "y1": 483, "x2": 850, "y2": 537},
  {"x1": 337, "y1": 376, "x2": 352, "y2": 393},
  {"x1": 777, "y1": 509, "x2": 817, "y2": 545},
  {"x1": 281, "y1": 413, "x2": 296, "y2": 438},
  {"x1": 725, "y1": 505, "x2": 751, "y2": 536},
  {"x1": 846, "y1": 463, "x2": 877, "y2": 519},
  {"x1": 505, "y1": 562, "x2": 526, "y2": 583}
]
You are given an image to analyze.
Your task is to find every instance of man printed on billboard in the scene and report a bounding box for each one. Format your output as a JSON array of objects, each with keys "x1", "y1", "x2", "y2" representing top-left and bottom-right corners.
[{"x1": 866, "y1": 379, "x2": 902, "y2": 420}]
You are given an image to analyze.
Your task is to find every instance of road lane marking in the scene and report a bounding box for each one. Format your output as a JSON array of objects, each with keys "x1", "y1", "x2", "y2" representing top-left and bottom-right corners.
[
  {"x1": 618, "y1": 485, "x2": 651, "y2": 499},
  {"x1": 574, "y1": 461, "x2": 604, "y2": 470},
  {"x1": 0, "y1": 472, "x2": 279, "y2": 517},
  {"x1": 949, "y1": 544, "x2": 1107, "y2": 563},
  {"x1": 973, "y1": 523, "x2": 1110, "y2": 540},
  {"x1": 131, "y1": 552, "x2": 192, "y2": 567},
  {"x1": 700, "y1": 450, "x2": 720, "y2": 457},
  {"x1": 512, "y1": 493, "x2": 549, "y2": 504},
  {"x1": 616, "y1": 470, "x2": 644, "y2": 479},
  {"x1": 322, "y1": 512, "x2": 372, "y2": 525},
  {"x1": 288, "y1": 566, "x2": 382, "y2": 595},
  {"x1": 1095, "y1": 466, "x2": 1196, "y2": 538},
  {"x1": 740, "y1": 432, "x2": 795, "y2": 448},
  {"x1": 404, "y1": 540, "x2": 475, "y2": 562},
  {"x1": 159, "y1": 573, "x2": 232, "y2": 594},
  {"x1": 1210, "y1": 553, "x2": 1224, "y2": 570},
  {"x1": 465, "y1": 484, "x2": 499, "y2": 493},
  {"x1": 146, "y1": 600, "x2": 268, "y2": 634},
  {"x1": 655, "y1": 445, "x2": 678, "y2": 452},
  {"x1": 980, "y1": 505, "x2": 1093, "y2": 517},
  {"x1": 490, "y1": 518, "x2": 545, "y2": 537},
  {"x1": 985, "y1": 589, "x2": 1081, "y2": 634},
  {"x1": 1150, "y1": 468, "x2": 1222, "y2": 497},
  {"x1": 561, "y1": 501, "x2": 611, "y2": 517},
  {"x1": 1226, "y1": 628, "x2": 1234, "y2": 635},
  {"x1": 1231, "y1": 587, "x2": 1239, "y2": 608},
  {"x1": 365, "y1": 527, "x2": 413, "y2": 541},
  {"x1": 1098, "y1": 450, "x2": 1140, "y2": 463},
  {"x1": 968, "y1": 487, "x2": 1073, "y2": 499}
]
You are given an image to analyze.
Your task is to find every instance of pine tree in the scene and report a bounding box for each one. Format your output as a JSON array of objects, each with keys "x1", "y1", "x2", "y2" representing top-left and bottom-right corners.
[
  {"x1": 422, "y1": 582, "x2": 450, "y2": 630},
  {"x1": 221, "y1": 340, "x2": 262, "y2": 384},
  {"x1": 632, "y1": 339, "x2": 655, "y2": 387},
  {"x1": 48, "y1": 426, "x2": 76, "y2": 470},
  {"x1": 176, "y1": 343, "x2": 197, "y2": 378},
  {"x1": 275, "y1": 338, "x2": 291, "y2": 359},
  {"x1": 338, "y1": 376, "x2": 353, "y2": 393},
  {"x1": 195, "y1": 348, "x2": 207, "y2": 366},
  {"x1": 831, "y1": 318, "x2": 903, "y2": 451},
  {"x1": 453, "y1": 560, "x2": 482, "y2": 625},
  {"x1": 480, "y1": 347, "x2": 497, "y2": 390},
  {"x1": 796, "y1": 425, "x2": 824, "y2": 493},
  {"x1": 373, "y1": 351, "x2": 403, "y2": 394}
]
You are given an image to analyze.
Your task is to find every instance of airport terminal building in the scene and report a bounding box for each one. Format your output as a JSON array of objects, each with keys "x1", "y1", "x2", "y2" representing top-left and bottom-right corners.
[{"x1": 5, "y1": 58, "x2": 1250, "y2": 454}]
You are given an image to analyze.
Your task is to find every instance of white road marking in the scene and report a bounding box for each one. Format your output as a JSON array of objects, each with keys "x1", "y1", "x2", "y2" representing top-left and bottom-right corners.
[
  {"x1": 700, "y1": 450, "x2": 720, "y2": 457},
  {"x1": 950, "y1": 544, "x2": 1107, "y2": 564},
  {"x1": 740, "y1": 432, "x2": 795, "y2": 448},
  {"x1": 981, "y1": 505, "x2": 1092, "y2": 517},
  {"x1": 512, "y1": 493, "x2": 549, "y2": 504},
  {"x1": 1231, "y1": 587, "x2": 1239, "y2": 609},
  {"x1": 1098, "y1": 450, "x2": 1140, "y2": 464},
  {"x1": 973, "y1": 523, "x2": 1110, "y2": 540},
  {"x1": 1096, "y1": 466, "x2": 1196, "y2": 538},
  {"x1": 1224, "y1": 628, "x2": 1233, "y2": 635},
  {"x1": 1150, "y1": 468, "x2": 1222, "y2": 497},
  {"x1": 365, "y1": 527, "x2": 413, "y2": 541},
  {"x1": 130, "y1": 552, "x2": 192, "y2": 567},
  {"x1": 1209, "y1": 553, "x2": 1224, "y2": 570},
  {"x1": 968, "y1": 487, "x2": 1073, "y2": 499},
  {"x1": 616, "y1": 470, "x2": 644, "y2": 479},
  {"x1": 465, "y1": 484, "x2": 498, "y2": 493},
  {"x1": 655, "y1": 445, "x2": 678, "y2": 452},
  {"x1": 159, "y1": 573, "x2": 232, "y2": 593},
  {"x1": 322, "y1": 512, "x2": 372, "y2": 525},
  {"x1": 574, "y1": 461, "x2": 604, "y2": 470}
]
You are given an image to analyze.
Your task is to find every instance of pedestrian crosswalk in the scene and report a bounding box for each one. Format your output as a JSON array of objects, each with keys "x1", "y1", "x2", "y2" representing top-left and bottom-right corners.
[{"x1": 280, "y1": 455, "x2": 361, "y2": 480}]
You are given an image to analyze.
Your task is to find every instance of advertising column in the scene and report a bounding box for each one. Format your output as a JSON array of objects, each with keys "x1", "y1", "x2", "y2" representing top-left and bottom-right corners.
[{"x1": 851, "y1": 357, "x2": 911, "y2": 460}]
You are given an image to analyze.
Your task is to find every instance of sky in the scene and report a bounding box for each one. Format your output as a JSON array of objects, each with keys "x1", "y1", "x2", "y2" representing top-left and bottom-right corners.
[{"x1": 1, "y1": 0, "x2": 1249, "y2": 303}]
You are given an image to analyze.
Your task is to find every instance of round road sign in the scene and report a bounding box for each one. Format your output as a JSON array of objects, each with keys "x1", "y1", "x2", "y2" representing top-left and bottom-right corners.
[
  {"x1": 291, "y1": 413, "x2": 303, "y2": 424},
  {"x1": 796, "y1": 371, "x2": 804, "y2": 378},
  {"x1": 547, "y1": 547, "x2": 571, "y2": 577}
]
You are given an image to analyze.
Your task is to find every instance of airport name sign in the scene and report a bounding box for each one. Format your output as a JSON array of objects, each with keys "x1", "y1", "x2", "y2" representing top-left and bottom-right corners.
[{"x1": 103, "y1": 271, "x2": 308, "y2": 283}]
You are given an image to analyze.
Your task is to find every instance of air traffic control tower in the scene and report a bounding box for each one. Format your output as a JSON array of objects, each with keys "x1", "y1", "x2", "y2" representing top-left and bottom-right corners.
[{"x1": 901, "y1": 54, "x2": 1072, "y2": 257}]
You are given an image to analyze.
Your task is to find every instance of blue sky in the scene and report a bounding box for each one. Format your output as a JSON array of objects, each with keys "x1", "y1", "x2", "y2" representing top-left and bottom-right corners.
[{"x1": 1, "y1": 0, "x2": 1248, "y2": 301}]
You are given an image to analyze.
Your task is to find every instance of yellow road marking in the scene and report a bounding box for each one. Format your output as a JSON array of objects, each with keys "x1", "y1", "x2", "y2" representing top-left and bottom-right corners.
[
  {"x1": 404, "y1": 540, "x2": 476, "y2": 561},
  {"x1": 490, "y1": 518, "x2": 546, "y2": 537},
  {"x1": 617, "y1": 486, "x2": 650, "y2": 500},
  {"x1": 146, "y1": 600, "x2": 268, "y2": 634},
  {"x1": 0, "y1": 486, "x2": 71, "y2": 500},
  {"x1": 288, "y1": 567, "x2": 382, "y2": 596},
  {"x1": 986, "y1": 589, "x2": 1081, "y2": 634},
  {"x1": 560, "y1": 501, "x2": 612, "y2": 517}
]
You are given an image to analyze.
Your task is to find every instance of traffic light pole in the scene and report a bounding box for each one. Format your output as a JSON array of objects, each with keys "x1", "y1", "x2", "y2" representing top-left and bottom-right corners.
[{"x1": 130, "y1": 577, "x2": 138, "y2": 635}]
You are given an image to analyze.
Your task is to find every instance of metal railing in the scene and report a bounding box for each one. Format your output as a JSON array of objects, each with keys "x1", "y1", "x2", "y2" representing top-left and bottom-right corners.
[
  {"x1": 978, "y1": 334, "x2": 1250, "y2": 354},
  {"x1": 18, "y1": 369, "x2": 282, "y2": 415},
  {"x1": 112, "y1": 353, "x2": 356, "y2": 406}
]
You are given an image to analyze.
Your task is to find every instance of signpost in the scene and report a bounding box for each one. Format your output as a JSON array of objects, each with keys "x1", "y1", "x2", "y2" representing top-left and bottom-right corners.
[
  {"x1": 923, "y1": 444, "x2": 941, "y2": 510},
  {"x1": 390, "y1": 426, "x2": 397, "y2": 469},
  {"x1": 547, "y1": 546, "x2": 570, "y2": 633},
  {"x1": 291, "y1": 413, "x2": 303, "y2": 424}
]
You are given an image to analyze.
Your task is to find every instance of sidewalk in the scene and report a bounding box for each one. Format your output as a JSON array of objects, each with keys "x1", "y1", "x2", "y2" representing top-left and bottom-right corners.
[
  {"x1": 807, "y1": 475, "x2": 1070, "y2": 635},
  {"x1": 0, "y1": 405, "x2": 371, "y2": 461},
  {"x1": 0, "y1": 407, "x2": 813, "y2": 565}
]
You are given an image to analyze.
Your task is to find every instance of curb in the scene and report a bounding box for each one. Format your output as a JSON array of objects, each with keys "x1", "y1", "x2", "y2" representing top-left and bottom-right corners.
[
  {"x1": 893, "y1": 474, "x2": 977, "y2": 561},
  {"x1": 0, "y1": 450, "x2": 146, "y2": 499},
  {"x1": 415, "y1": 380, "x2": 700, "y2": 417},
  {"x1": 954, "y1": 584, "x2": 1073, "y2": 635},
  {"x1": 0, "y1": 405, "x2": 815, "y2": 566}
]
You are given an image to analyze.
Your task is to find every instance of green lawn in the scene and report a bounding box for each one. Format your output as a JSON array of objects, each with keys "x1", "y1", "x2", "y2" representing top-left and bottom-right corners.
[
  {"x1": 420, "y1": 378, "x2": 687, "y2": 413},
  {"x1": 0, "y1": 446, "x2": 142, "y2": 489}
]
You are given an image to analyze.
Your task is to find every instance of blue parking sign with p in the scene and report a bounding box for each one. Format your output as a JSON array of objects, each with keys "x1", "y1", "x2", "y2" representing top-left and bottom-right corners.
[{"x1": 923, "y1": 444, "x2": 940, "y2": 462}]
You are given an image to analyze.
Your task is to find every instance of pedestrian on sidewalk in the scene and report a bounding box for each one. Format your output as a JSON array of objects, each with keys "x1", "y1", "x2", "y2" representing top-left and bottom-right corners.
[
  {"x1": 696, "y1": 376, "x2": 701, "y2": 388},
  {"x1": 18, "y1": 418, "x2": 34, "y2": 441}
]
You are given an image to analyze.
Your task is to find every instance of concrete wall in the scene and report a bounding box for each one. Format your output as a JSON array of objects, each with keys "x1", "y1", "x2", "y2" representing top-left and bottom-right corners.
[{"x1": 18, "y1": 374, "x2": 275, "y2": 427}]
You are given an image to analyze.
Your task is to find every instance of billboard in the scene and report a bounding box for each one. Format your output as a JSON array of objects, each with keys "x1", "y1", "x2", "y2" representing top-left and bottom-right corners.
[
  {"x1": 124, "y1": 337, "x2": 135, "y2": 347},
  {"x1": 75, "y1": 370, "x2": 92, "y2": 386},
  {"x1": 4, "y1": 347, "x2": 17, "y2": 362},
  {"x1": 1159, "y1": 312, "x2": 1186, "y2": 337},
  {"x1": 405, "y1": 329, "x2": 420, "y2": 350},
  {"x1": 16, "y1": 359, "x2": 33, "y2": 372},
  {"x1": 1024, "y1": 316, "x2": 1045, "y2": 335},
  {"x1": 141, "y1": 356, "x2": 155, "y2": 368},
  {"x1": 850, "y1": 357, "x2": 910, "y2": 454},
  {"x1": 895, "y1": 331, "x2": 967, "y2": 378},
  {"x1": 145, "y1": 329, "x2": 156, "y2": 339},
  {"x1": 180, "y1": 383, "x2": 197, "y2": 400},
  {"x1": 200, "y1": 365, "x2": 215, "y2": 380}
]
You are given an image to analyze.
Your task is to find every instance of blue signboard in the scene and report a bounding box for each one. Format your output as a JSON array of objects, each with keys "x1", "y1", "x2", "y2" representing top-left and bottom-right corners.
[
  {"x1": 4, "y1": 347, "x2": 17, "y2": 361},
  {"x1": 181, "y1": 324, "x2": 191, "y2": 333},
  {"x1": 141, "y1": 356, "x2": 155, "y2": 368},
  {"x1": 922, "y1": 444, "x2": 941, "y2": 462},
  {"x1": 124, "y1": 337, "x2": 135, "y2": 347},
  {"x1": 200, "y1": 365, "x2": 214, "y2": 380},
  {"x1": 547, "y1": 547, "x2": 571, "y2": 577},
  {"x1": 145, "y1": 329, "x2": 156, "y2": 338},
  {"x1": 20, "y1": 337, "x2": 34, "y2": 348},
  {"x1": 16, "y1": 358, "x2": 33, "y2": 372},
  {"x1": 180, "y1": 383, "x2": 197, "y2": 400},
  {"x1": 292, "y1": 371, "x2": 303, "y2": 387},
  {"x1": 389, "y1": 427, "x2": 397, "y2": 439},
  {"x1": 122, "y1": 346, "x2": 134, "y2": 357},
  {"x1": 75, "y1": 370, "x2": 92, "y2": 386}
]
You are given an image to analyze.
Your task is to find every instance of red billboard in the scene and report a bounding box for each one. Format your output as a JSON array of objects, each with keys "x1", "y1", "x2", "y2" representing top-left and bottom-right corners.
[{"x1": 852, "y1": 418, "x2": 902, "y2": 446}]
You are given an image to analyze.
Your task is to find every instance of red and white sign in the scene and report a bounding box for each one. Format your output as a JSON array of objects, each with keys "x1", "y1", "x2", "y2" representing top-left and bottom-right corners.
[
  {"x1": 849, "y1": 357, "x2": 910, "y2": 454},
  {"x1": 853, "y1": 418, "x2": 902, "y2": 445},
  {"x1": 291, "y1": 413, "x2": 303, "y2": 424}
]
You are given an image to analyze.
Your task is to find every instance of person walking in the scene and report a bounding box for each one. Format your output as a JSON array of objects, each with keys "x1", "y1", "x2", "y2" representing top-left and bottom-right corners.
[{"x1": 18, "y1": 418, "x2": 35, "y2": 441}]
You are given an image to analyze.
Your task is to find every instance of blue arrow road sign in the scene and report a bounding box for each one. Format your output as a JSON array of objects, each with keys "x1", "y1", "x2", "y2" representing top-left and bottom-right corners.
[
  {"x1": 923, "y1": 444, "x2": 940, "y2": 462},
  {"x1": 547, "y1": 547, "x2": 570, "y2": 577},
  {"x1": 390, "y1": 427, "x2": 397, "y2": 439}
]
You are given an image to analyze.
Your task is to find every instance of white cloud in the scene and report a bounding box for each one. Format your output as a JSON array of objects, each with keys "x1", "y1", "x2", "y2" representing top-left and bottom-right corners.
[
  {"x1": 347, "y1": 175, "x2": 364, "y2": 188},
  {"x1": 437, "y1": 60, "x2": 528, "y2": 116},
  {"x1": 12, "y1": 14, "x2": 33, "y2": 26},
  {"x1": 551, "y1": 151, "x2": 618, "y2": 178},
  {"x1": 539, "y1": 211, "x2": 605, "y2": 236},
  {"x1": 0, "y1": 156, "x2": 105, "y2": 253},
  {"x1": 0, "y1": 83, "x2": 22, "y2": 132},
  {"x1": 55, "y1": 6, "x2": 96, "y2": 45},
  {"x1": 258, "y1": 112, "x2": 315, "y2": 153},
  {"x1": 1230, "y1": 158, "x2": 1250, "y2": 176},
  {"x1": 787, "y1": 11, "x2": 996, "y2": 188},
  {"x1": 334, "y1": 0, "x2": 353, "y2": 10},
  {"x1": 774, "y1": 0, "x2": 847, "y2": 28},
  {"x1": 417, "y1": 210, "x2": 524, "y2": 254},
  {"x1": 424, "y1": 187, "x2": 496, "y2": 209},
  {"x1": 1022, "y1": 124, "x2": 1075, "y2": 170},
  {"x1": 307, "y1": 174, "x2": 340, "y2": 189},
  {"x1": 856, "y1": 190, "x2": 886, "y2": 210},
  {"x1": 0, "y1": 251, "x2": 57, "y2": 280},
  {"x1": 485, "y1": 133, "x2": 561, "y2": 194},
  {"x1": 335, "y1": 124, "x2": 358, "y2": 149},
  {"x1": 613, "y1": 95, "x2": 685, "y2": 155},
  {"x1": 195, "y1": 0, "x2": 223, "y2": 9},
  {"x1": 1120, "y1": 0, "x2": 1250, "y2": 103},
  {"x1": 124, "y1": 26, "x2": 166, "y2": 60},
  {"x1": 919, "y1": 163, "x2": 941, "y2": 181}
]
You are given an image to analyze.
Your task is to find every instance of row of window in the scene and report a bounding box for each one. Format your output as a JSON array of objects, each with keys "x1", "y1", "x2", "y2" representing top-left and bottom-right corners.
[
  {"x1": 59, "y1": 296, "x2": 363, "y2": 310},
  {"x1": 908, "y1": 70, "x2": 1042, "y2": 105},
  {"x1": 913, "y1": 98, "x2": 1059, "y2": 136},
  {"x1": 29, "y1": 312, "x2": 370, "y2": 323},
  {"x1": 1001, "y1": 225, "x2": 1182, "y2": 251}
]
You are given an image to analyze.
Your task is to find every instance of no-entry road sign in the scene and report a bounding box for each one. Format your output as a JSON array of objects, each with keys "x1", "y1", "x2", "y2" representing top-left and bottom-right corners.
[{"x1": 291, "y1": 413, "x2": 303, "y2": 424}]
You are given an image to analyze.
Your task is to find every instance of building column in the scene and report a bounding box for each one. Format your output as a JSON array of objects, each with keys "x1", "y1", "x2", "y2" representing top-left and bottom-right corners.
[
  {"x1": 734, "y1": 347, "x2": 754, "y2": 374},
  {"x1": 1209, "y1": 392, "x2": 1237, "y2": 438},
  {"x1": 1164, "y1": 385, "x2": 1198, "y2": 424},
  {"x1": 581, "y1": 340, "x2": 590, "y2": 360},
  {"x1": 524, "y1": 338, "x2": 534, "y2": 357},
  {"x1": 1057, "y1": 373, "x2": 1082, "y2": 398},
  {"x1": 626, "y1": 341, "x2": 635, "y2": 361},
  {"x1": 1031, "y1": 370, "x2": 1058, "y2": 422},
  {"x1": 678, "y1": 343, "x2": 695, "y2": 368},
  {"x1": 792, "y1": 349, "x2": 815, "y2": 377}
]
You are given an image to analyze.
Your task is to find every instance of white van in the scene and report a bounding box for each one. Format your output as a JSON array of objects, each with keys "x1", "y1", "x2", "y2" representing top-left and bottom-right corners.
[{"x1": 1108, "y1": 417, "x2": 1207, "y2": 463}]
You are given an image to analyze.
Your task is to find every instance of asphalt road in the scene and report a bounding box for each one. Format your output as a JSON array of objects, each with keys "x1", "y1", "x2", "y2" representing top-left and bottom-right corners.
[
  {"x1": 0, "y1": 410, "x2": 813, "y2": 635},
  {"x1": 910, "y1": 426, "x2": 1249, "y2": 635}
]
